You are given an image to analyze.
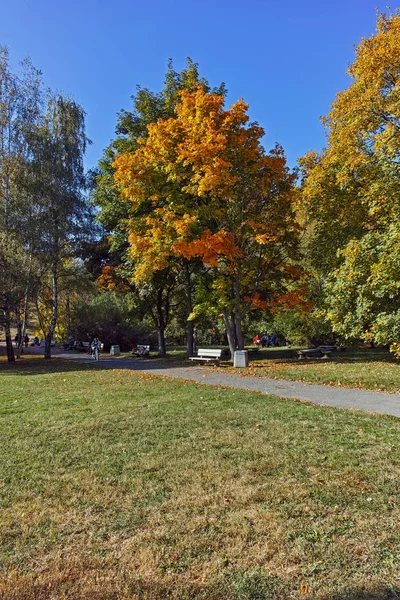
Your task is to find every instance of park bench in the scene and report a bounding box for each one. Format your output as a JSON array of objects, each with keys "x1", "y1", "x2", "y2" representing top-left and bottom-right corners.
[
  {"x1": 39, "y1": 339, "x2": 56, "y2": 348},
  {"x1": 69, "y1": 341, "x2": 90, "y2": 352},
  {"x1": 318, "y1": 345, "x2": 347, "y2": 352},
  {"x1": 297, "y1": 347, "x2": 332, "y2": 359},
  {"x1": 318, "y1": 345, "x2": 338, "y2": 352},
  {"x1": 189, "y1": 348, "x2": 223, "y2": 365},
  {"x1": 132, "y1": 344, "x2": 150, "y2": 357}
]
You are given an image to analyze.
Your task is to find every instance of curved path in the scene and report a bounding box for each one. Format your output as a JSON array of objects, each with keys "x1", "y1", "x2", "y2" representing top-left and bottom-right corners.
[{"x1": 24, "y1": 347, "x2": 400, "y2": 418}]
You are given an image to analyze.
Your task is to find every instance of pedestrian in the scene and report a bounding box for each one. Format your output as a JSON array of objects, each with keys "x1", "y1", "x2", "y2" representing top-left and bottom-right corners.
[{"x1": 24, "y1": 334, "x2": 29, "y2": 347}]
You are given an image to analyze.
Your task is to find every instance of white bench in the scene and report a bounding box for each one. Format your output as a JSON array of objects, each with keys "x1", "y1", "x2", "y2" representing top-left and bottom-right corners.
[{"x1": 189, "y1": 348, "x2": 222, "y2": 365}]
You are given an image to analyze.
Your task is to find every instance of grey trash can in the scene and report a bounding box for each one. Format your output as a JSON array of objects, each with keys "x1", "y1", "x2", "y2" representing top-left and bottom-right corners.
[
  {"x1": 110, "y1": 345, "x2": 120, "y2": 356},
  {"x1": 234, "y1": 350, "x2": 248, "y2": 367}
]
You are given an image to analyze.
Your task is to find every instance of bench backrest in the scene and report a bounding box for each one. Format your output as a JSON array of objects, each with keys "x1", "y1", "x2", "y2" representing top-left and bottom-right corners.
[{"x1": 197, "y1": 348, "x2": 222, "y2": 358}]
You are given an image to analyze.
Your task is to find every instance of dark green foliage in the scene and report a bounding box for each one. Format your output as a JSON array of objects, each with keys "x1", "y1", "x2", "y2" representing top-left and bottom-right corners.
[{"x1": 69, "y1": 292, "x2": 156, "y2": 351}]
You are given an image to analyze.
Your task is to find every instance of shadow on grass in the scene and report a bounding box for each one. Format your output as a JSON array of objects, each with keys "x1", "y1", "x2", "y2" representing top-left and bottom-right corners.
[
  {"x1": 324, "y1": 588, "x2": 400, "y2": 600},
  {"x1": 0, "y1": 350, "x2": 192, "y2": 377},
  {"x1": 228, "y1": 569, "x2": 400, "y2": 600},
  {"x1": 0, "y1": 344, "x2": 397, "y2": 380},
  {"x1": 2, "y1": 577, "x2": 398, "y2": 600},
  {"x1": 247, "y1": 346, "x2": 397, "y2": 366}
]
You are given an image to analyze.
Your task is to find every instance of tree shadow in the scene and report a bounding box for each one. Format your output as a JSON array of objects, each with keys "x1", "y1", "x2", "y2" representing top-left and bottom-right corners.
[
  {"x1": 322, "y1": 586, "x2": 400, "y2": 600},
  {"x1": 0, "y1": 343, "x2": 397, "y2": 379},
  {"x1": 248, "y1": 346, "x2": 396, "y2": 366},
  {"x1": 0, "y1": 348, "x2": 192, "y2": 377}
]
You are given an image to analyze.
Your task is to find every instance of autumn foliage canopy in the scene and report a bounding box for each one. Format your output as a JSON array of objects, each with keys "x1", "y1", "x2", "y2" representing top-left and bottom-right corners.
[{"x1": 112, "y1": 86, "x2": 298, "y2": 349}]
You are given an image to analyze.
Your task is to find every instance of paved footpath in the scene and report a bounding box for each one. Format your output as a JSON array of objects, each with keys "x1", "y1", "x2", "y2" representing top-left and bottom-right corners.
[{"x1": 25, "y1": 347, "x2": 400, "y2": 418}]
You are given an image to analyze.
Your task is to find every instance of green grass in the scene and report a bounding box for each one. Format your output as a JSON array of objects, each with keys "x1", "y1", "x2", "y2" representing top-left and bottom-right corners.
[{"x1": 1, "y1": 357, "x2": 400, "y2": 599}]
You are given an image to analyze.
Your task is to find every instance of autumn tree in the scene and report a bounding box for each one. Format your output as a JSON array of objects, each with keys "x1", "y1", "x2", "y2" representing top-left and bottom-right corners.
[
  {"x1": 301, "y1": 10, "x2": 400, "y2": 353},
  {"x1": 95, "y1": 59, "x2": 226, "y2": 356},
  {"x1": 114, "y1": 87, "x2": 298, "y2": 355}
]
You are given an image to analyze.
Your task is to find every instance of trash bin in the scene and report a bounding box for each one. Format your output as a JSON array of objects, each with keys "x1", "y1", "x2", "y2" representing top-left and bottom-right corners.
[
  {"x1": 110, "y1": 345, "x2": 120, "y2": 356},
  {"x1": 234, "y1": 350, "x2": 248, "y2": 367}
]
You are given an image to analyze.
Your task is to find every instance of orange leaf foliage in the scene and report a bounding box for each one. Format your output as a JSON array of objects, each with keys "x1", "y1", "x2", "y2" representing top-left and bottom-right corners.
[
  {"x1": 112, "y1": 85, "x2": 297, "y2": 318},
  {"x1": 244, "y1": 293, "x2": 267, "y2": 310},
  {"x1": 174, "y1": 230, "x2": 240, "y2": 266},
  {"x1": 97, "y1": 265, "x2": 129, "y2": 292},
  {"x1": 270, "y1": 289, "x2": 313, "y2": 313}
]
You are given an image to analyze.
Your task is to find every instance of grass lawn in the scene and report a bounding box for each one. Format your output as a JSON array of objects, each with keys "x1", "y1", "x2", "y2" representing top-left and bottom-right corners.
[
  {"x1": 214, "y1": 347, "x2": 400, "y2": 394},
  {"x1": 1, "y1": 357, "x2": 400, "y2": 599}
]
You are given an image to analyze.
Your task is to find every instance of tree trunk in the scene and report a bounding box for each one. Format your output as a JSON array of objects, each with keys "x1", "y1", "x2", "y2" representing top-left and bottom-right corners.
[
  {"x1": 230, "y1": 312, "x2": 238, "y2": 349},
  {"x1": 234, "y1": 312, "x2": 244, "y2": 350},
  {"x1": 66, "y1": 295, "x2": 71, "y2": 334},
  {"x1": 20, "y1": 271, "x2": 31, "y2": 353},
  {"x1": 234, "y1": 274, "x2": 244, "y2": 350},
  {"x1": 156, "y1": 288, "x2": 167, "y2": 357},
  {"x1": 156, "y1": 327, "x2": 167, "y2": 357},
  {"x1": 222, "y1": 311, "x2": 235, "y2": 360},
  {"x1": 183, "y1": 263, "x2": 195, "y2": 357},
  {"x1": 15, "y1": 304, "x2": 23, "y2": 358},
  {"x1": 45, "y1": 262, "x2": 58, "y2": 359},
  {"x1": 4, "y1": 307, "x2": 15, "y2": 363}
]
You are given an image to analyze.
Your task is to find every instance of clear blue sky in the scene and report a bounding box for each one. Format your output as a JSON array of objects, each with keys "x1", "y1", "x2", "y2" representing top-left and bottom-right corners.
[{"x1": 0, "y1": 0, "x2": 391, "y2": 169}]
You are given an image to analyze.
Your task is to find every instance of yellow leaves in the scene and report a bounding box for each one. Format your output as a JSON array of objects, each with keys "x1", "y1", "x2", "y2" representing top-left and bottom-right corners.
[
  {"x1": 301, "y1": 11, "x2": 400, "y2": 228},
  {"x1": 111, "y1": 84, "x2": 295, "y2": 304},
  {"x1": 127, "y1": 211, "x2": 198, "y2": 282},
  {"x1": 390, "y1": 342, "x2": 400, "y2": 359},
  {"x1": 255, "y1": 233, "x2": 278, "y2": 245},
  {"x1": 327, "y1": 11, "x2": 400, "y2": 162},
  {"x1": 113, "y1": 86, "x2": 268, "y2": 206}
]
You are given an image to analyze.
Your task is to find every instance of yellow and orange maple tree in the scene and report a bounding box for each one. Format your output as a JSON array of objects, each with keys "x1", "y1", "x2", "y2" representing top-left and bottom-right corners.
[{"x1": 113, "y1": 87, "x2": 298, "y2": 351}]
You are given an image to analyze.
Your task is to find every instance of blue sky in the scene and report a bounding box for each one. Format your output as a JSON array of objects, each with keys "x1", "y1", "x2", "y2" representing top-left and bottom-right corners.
[{"x1": 0, "y1": 0, "x2": 391, "y2": 169}]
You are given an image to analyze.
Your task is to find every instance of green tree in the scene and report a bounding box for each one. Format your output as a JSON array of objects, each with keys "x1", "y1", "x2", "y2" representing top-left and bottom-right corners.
[
  {"x1": 300, "y1": 11, "x2": 400, "y2": 353},
  {"x1": 30, "y1": 93, "x2": 89, "y2": 358},
  {"x1": 0, "y1": 47, "x2": 42, "y2": 361}
]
